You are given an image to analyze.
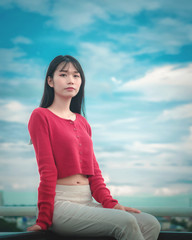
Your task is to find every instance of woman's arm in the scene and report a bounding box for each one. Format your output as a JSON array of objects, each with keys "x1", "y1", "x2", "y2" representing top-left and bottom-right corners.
[{"x1": 28, "y1": 109, "x2": 57, "y2": 230}]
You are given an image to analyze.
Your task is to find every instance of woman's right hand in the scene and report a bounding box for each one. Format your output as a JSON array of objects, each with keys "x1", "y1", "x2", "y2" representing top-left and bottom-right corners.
[{"x1": 27, "y1": 224, "x2": 42, "y2": 231}]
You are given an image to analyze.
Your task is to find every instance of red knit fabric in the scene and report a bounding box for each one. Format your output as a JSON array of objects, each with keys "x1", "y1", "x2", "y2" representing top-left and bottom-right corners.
[{"x1": 28, "y1": 107, "x2": 118, "y2": 230}]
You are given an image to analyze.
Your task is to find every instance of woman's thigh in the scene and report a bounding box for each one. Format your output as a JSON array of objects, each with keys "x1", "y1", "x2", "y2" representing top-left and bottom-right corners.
[{"x1": 51, "y1": 200, "x2": 144, "y2": 240}]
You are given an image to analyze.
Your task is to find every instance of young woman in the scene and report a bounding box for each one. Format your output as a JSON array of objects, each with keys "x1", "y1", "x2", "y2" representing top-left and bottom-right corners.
[{"x1": 27, "y1": 55, "x2": 160, "y2": 240}]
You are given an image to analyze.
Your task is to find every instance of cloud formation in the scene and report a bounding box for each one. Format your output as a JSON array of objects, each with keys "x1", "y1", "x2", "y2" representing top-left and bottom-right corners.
[
  {"x1": 12, "y1": 36, "x2": 33, "y2": 45},
  {"x1": 0, "y1": 100, "x2": 32, "y2": 124},
  {"x1": 160, "y1": 104, "x2": 192, "y2": 120},
  {"x1": 117, "y1": 64, "x2": 192, "y2": 101}
]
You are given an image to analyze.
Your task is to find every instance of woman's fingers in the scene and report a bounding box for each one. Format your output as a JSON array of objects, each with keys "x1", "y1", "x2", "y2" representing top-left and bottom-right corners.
[
  {"x1": 27, "y1": 224, "x2": 42, "y2": 231},
  {"x1": 124, "y1": 207, "x2": 141, "y2": 213},
  {"x1": 113, "y1": 204, "x2": 141, "y2": 213}
]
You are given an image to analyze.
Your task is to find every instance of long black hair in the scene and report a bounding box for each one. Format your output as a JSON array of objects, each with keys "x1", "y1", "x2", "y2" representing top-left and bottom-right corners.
[{"x1": 40, "y1": 55, "x2": 86, "y2": 117}]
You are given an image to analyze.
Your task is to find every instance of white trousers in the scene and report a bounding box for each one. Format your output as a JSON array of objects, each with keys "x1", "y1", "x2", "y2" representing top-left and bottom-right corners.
[{"x1": 50, "y1": 185, "x2": 161, "y2": 240}]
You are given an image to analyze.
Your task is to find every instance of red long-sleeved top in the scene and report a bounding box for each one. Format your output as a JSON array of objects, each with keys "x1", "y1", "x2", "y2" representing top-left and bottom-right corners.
[{"x1": 28, "y1": 107, "x2": 118, "y2": 230}]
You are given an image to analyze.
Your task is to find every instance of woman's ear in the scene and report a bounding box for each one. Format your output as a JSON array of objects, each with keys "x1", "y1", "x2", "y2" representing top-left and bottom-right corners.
[{"x1": 47, "y1": 76, "x2": 54, "y2": 88}]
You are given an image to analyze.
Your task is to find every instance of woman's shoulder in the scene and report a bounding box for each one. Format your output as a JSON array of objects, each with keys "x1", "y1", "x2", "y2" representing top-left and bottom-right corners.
[
  {"x1": 77, "y1": 113, "x2": 92, "y2": 135},
  {"x1": 29, "y1": 107, "x2": 49, "y2": 123},
  {"x1": 31, "y1": 107, "x2": 48, "y2": 115},
  {"x1": 77, "y1": 113, "x2": 89, "y2": 125}
]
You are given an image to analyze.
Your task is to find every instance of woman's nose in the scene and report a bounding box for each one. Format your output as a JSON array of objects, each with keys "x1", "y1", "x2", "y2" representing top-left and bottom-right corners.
[{"x1": 67, "y1": 75, "x2": 74, "y2": 84}]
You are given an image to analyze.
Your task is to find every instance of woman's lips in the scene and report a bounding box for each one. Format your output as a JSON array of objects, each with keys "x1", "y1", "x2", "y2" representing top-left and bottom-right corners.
[{"x1": 65, "y1": 87, "x2": 75, "y2": 90}]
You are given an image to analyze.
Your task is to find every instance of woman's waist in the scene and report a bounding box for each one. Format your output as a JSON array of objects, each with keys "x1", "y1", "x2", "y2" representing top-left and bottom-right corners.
[{"x1": 56, "y1": 173, "x2": 89, "y2": 186}]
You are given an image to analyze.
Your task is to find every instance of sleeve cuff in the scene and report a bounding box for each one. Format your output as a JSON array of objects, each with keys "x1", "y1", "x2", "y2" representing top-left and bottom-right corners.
[
  {"x1": 103, "y1": 199, "x2": 119, "y2": 209},
  {"x1": 36, "y1": 221, "x2": 48, "y2": 230}
]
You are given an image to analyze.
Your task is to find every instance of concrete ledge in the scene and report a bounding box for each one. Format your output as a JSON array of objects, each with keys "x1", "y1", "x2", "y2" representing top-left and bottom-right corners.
[{"x1": 1, "y1": 231, "x2": 192, "y2": 240}]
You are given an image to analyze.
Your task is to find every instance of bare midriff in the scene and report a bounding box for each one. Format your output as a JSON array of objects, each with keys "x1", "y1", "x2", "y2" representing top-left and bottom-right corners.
[{"x1": 56, "y1": 174, "x2": 89, "y2": 185}]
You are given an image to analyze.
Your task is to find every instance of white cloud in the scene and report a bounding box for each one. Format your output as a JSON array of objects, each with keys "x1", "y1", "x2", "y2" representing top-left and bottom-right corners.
[
  {"x1": 112, "y1": 18, "x2": 192, "y2": 55},
  {"x1": 78, "y1": 42, "x2": 134, "y2": 96},
  {"x1": 0, "y1": 76, "x2": 43, "y2": 89},
  {"x1": 125, "y1": 141, "x2": 178, "y2": 154},
  {"x1": 154, "y1": 186, "x2": 189, "y2": 197},
  {"x1": 0, "y1": 153, "x2": 39, "y2": 190},
  {"x1": 124, "y1": 125, "x2": 192, "y2": 156},
  {"x1": 109, "y1": 118, "x2": 139, "y2": 126},
  {"x1": 80, "y1": 42, "x2": 133, "y2": 74},
  {"x1": 0, "y1": 100, "x2": 33, "y2": 124},
  {"x1": 109, "y1": 185, "x2": 141, "y2": 196},
  {"x1": 0, "y1": 0, "x2": 50, "y2": 15},
  {"x1": 0, "y1": 175, "x2": 39, "y2": 191},
  {"x1": 108, "y1": 184, "x2": 191, "y2": 197},
  {"x1": 102, "y1": 0, "x2": 159, "y2": 14},
  {"x1": 0, "y1": 47, "x2": 26, "y2": 61},
  {"x1": 90, "y1": 116, "x2": 140, "y2": 131},
  {"x1": 12, "y1": 36, "x2": 32, "y2": 45},
  {"x1": 0, "y1": 0, "x2": 158, "y2": 31},
  {"x1": 117, "y1": 64, "x2": 192, "y2": 102},
  {"x1": 106, "y1": 163, "x2": 192, "y2": 196},
  {"x1": 0, "y1": 141, "x2": 31, "y2": 155},
  {"x1": 46, "y1": 0, "x2": 108, "y2": 31},
  {"x1": 111, "y1": 77, "x2": 122, "y2": 84},
  {"x1": 159, "y1": 104, "x2": 192, "y2": 120},
  {"x1": 96, "y1": 151, "x2": 125, "y2": 160},
  {"x1": 0, "y1": 0, "x2": 107, "y2": 31},
  {"x1": 108, "y1": 176, "x2": 192, "y2": 197},
  {"x1": 0, "y1": 47, "x2": 43, "y2": 77},
  {"x1": 93, "y1": 123, "x2": 192, "y2": 197},
  {"x1": 1, "y1": 0, "x2": 191, "y2": 34}
]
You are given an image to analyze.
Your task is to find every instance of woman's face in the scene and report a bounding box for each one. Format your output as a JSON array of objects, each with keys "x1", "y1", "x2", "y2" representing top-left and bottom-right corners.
[{"x1": 48, "y1": 62, "x2": 82, "y2": 99}]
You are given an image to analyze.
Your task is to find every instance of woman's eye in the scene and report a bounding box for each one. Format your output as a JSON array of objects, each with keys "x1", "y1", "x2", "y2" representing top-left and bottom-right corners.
[
  {"x1": 60, "y1": 74, "x2": 67, "y2": 77},
  {"x1": 74, "y1": 74, "x2": 80, "y2": 78}
]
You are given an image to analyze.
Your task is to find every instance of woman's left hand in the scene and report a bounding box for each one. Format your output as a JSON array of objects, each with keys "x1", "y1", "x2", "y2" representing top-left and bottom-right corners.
[{"x1": 113, "y1": 203, "x2": 141, "y2": 213}]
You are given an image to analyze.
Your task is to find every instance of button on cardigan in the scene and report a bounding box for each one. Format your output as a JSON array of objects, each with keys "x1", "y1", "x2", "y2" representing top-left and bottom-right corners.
[{"x1": 28, "y1": 107, "x2": 118, "y2": 230}]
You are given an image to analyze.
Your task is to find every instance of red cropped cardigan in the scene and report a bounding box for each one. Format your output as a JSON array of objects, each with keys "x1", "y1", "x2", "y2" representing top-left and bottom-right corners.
[{"x1": 28, "y1": 107, "x2": 118, "y2": 230}]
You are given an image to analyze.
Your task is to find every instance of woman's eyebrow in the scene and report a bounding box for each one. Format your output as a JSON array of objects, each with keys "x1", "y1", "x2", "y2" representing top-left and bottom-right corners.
[{"x1": 59, "y1": 69, "x2": 79, "y2": 73}]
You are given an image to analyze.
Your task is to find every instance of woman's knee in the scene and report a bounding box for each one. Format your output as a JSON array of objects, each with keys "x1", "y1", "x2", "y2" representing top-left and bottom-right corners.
[
  {"x1": 116, "y1": 211, "x2": 139, "y2": 230},
  {"x1": 151, "y1": 216, "x2": 161, "y2": 233},
  {"x1": 148, "y1": 214, "x2": 160, "y2": 230},
  {"x1": 114, "y1": 212, "x2": 145, "y2": 240},
  {"x1": 144, "y1": 213, "x2": 161, "y2": 235},
  {"x1": 132, "y1": 212, "x2": 161, "y2": 235}
]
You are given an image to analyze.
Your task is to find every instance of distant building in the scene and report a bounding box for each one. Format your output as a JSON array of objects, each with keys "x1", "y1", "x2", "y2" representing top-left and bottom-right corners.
[{"x1": 0, "y1": 191, "x2": 4, "y2": 206}]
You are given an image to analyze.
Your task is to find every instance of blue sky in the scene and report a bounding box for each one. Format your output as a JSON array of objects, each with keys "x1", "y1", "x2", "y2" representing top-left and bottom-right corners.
[{"x1": 0, "y1": 0, "x2": 192, "y2": 200}]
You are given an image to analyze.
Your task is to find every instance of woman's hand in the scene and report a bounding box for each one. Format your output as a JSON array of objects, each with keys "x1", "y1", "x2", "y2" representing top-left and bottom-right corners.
[
  {"x1": 113, "y1": 203, "x2": 141, "y2": 213},
  {"x1": 27, "y1": 224, "x2": 42, "y2": 231}
]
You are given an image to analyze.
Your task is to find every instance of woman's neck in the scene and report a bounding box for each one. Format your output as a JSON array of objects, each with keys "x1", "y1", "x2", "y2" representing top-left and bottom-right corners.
[{"x1": 48, "y1": 97, "x2": 73, "y2": 117}]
